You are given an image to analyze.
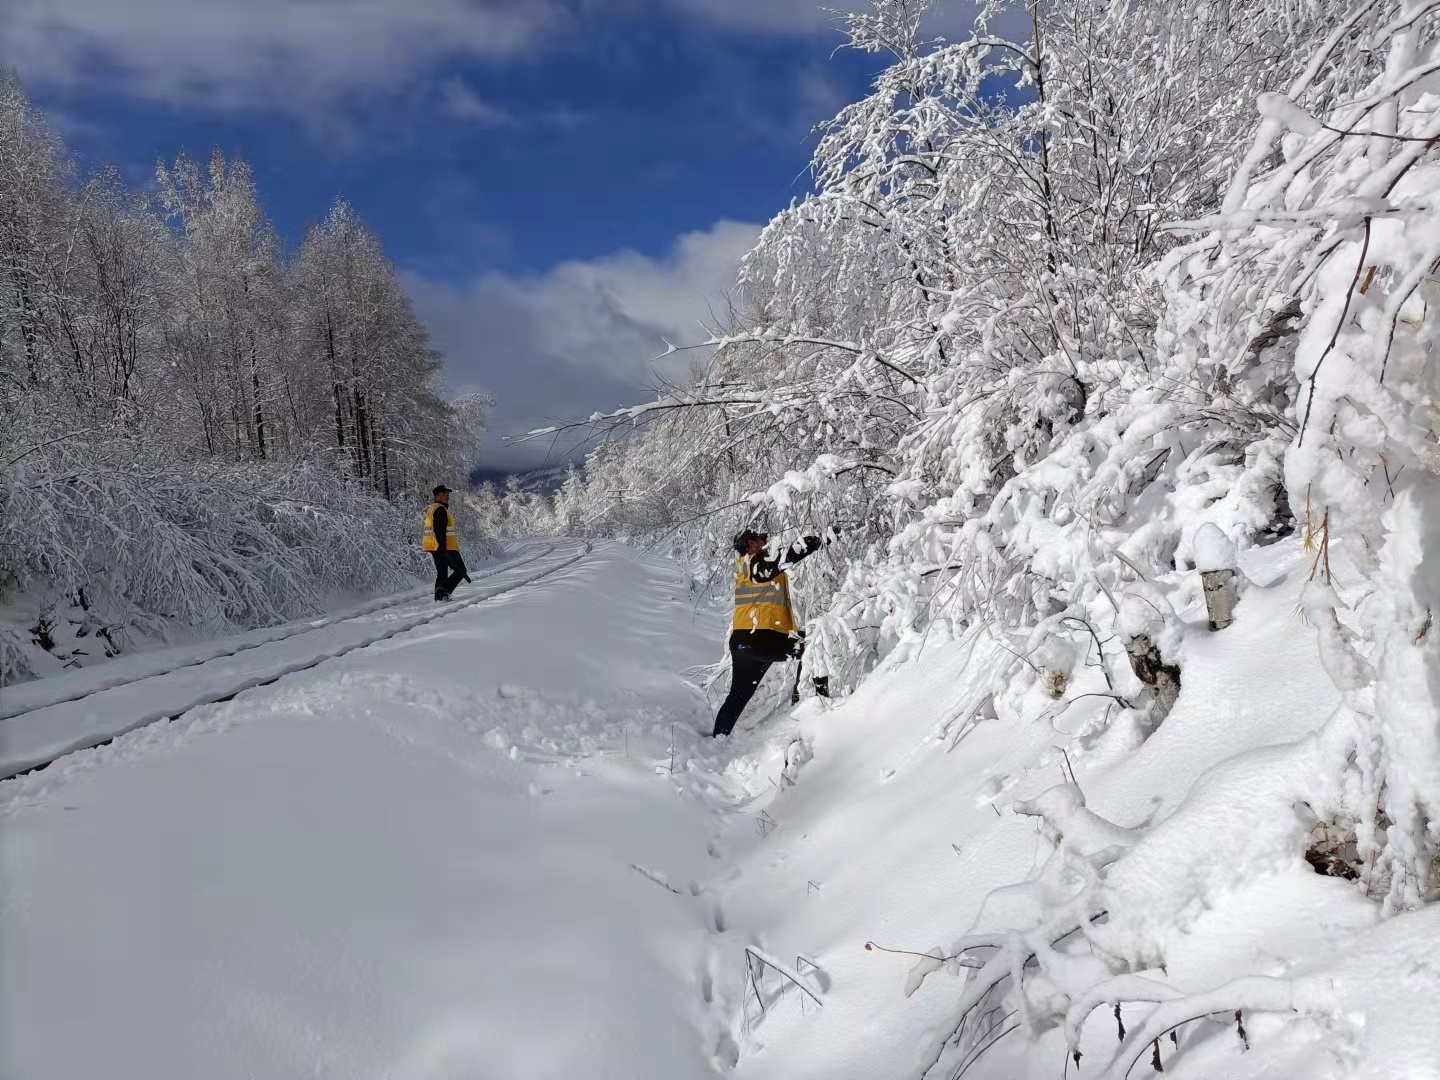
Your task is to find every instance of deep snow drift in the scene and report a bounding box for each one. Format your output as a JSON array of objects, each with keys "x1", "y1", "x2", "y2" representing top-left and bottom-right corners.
[{"x1": 2, "y1": 539, "x2": 1437, "y2": 1080}]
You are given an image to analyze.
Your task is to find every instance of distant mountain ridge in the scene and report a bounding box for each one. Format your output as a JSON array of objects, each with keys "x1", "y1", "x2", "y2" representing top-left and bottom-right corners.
[{"x1": 469, "y1": 464, "x2": 570, "y2": 495}]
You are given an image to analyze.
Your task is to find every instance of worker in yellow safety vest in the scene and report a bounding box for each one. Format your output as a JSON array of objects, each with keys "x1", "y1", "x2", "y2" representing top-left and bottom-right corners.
[
  {"x1": 423, "y1": 484, "x2": 470, "y2": 601},
  {"x1": 711, "y1": 528, "x2": 832, "y2": 737}
]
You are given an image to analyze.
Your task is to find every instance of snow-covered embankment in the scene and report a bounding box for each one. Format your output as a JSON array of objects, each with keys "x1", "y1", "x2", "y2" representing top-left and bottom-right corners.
[{"x1": 712, "y1": 536, "x2": 1440, "y2": 1080}]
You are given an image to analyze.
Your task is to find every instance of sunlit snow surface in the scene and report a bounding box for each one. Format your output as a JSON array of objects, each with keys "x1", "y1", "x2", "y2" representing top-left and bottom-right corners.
[
  {"x1": 2, "y1": 539, "x2": 1436, "y2": 1080},
  {"x1": 1, "y1": 544, "x2": 731, "y2": 1079},
  {"x1": 716, "y1": 537, "x2": 1440, "y2": 1080}
]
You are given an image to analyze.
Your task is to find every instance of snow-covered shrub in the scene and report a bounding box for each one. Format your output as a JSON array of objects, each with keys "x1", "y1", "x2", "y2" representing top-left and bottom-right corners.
[
  {"x1": 0, "y1": 433, "x2": 442, "y2": 682},
  {"x1": 1, "y1": 74, "x2": 496, "y2": 680},
  {"x1": 1154, "y1": 3, "x2": 1440, "y2": 912}
]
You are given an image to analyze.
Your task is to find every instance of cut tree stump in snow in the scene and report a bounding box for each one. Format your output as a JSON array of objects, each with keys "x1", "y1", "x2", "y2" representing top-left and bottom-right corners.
[
  {"x1": 1126, "y1": 634, "x2": 1181, "y2": 726},
  {"x1": 1194, "y1": 523, "x2": 1240, "y2": 631},
  {"x1": 1201, "y1": 569, "x2": 1239, "y2": 631}
]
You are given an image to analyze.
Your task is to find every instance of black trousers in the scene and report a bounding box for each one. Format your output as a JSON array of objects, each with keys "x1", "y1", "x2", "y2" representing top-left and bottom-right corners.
[
  {"x1": 432, "y1": 550, "x2": 467, "y2": 599},
  {"x1": 712, "y1": 630, "x2": 827, "y2": 738}
]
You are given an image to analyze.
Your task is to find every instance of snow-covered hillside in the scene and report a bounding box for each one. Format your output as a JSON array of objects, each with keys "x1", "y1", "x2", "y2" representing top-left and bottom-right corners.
[{"x1": 718, "y1": 536, "x2": 1440, "y2": 1080}]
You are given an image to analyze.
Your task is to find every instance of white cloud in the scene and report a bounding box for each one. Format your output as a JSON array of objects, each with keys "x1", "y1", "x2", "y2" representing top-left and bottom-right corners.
[
  {"x1": 0, "y1": 0, "x2": 986, "y2": 115},
  {"x1": 439, "y1": 78, "x2": 515, "y2": 126},
  {"x1": 660, "y1": 0, "x2": 978, "y2": 38},
  {"x1": 403, "y1": 219, "x2": 759, "y2": 471},
  {"x1": 661, "y1": 0, "x2": 849, "y2": 34},
  {"x1": 0, "y1": 0, "x2": 561, "y2": 107}
]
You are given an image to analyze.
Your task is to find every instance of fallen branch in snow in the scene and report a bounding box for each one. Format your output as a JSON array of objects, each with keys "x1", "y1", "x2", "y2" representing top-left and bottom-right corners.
[
  {"x1": 953, "y1": 1013, "x2": 1019, "y2": 1079},
  {"x1": 864, "y1": 939, "x2": 986, "y2": 970},
  {"x1": 1087, "y1": 975, "x2": 1316, "y2": 1080},
  {"x1": 629, "y1": 863, "x2": 684, "y2": 896},
  {"x1": 1059, "y1": 616, "x2": 1117, "y2": 693},
  {"x1": 915, "y1": 900, "x2": 1111, "y2": 1078},
  {"x1": 745, "y1": 947, "x2": 825, "y2": 1008}
]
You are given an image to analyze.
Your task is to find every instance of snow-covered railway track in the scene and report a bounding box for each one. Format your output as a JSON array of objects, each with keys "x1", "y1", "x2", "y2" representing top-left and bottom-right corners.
[
  {"x1": 0, "y1": 542, "x2": 591, "y2": 780},
  {"x1": 0, "y1": 543, "x2": 555, "y2": 722}
]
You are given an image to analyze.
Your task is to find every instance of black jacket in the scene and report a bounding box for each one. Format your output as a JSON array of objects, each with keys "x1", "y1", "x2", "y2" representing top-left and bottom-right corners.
[{"x1": 746, "y1": 535, "x2": 823, "y2": 583}]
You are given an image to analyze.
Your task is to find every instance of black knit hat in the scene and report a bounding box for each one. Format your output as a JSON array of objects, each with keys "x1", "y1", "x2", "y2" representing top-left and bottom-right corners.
[
  {"x1": 432, "y1": 484, "x2": 452, "y2": 496},
  {"x1": 732, "y1": 528, "x2": 765, "y2": 553}
]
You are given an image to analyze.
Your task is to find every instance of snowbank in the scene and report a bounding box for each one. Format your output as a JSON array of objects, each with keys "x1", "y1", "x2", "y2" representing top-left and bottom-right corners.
[
  {"x1": 0, "y1": 446, "x2": 499, "y2": 686},
  {"x1": 710, "y1": 537, "x2": 1440, "y2": 1079}
]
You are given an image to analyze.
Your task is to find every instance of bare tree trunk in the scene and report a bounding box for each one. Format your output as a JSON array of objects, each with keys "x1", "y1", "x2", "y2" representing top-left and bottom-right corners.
[
  {"x1": 333, "y1": 385, "x2": 346, "y2": 453},
  {"x1": 1126, "y1": 635, "x2": 1182, "y2": 728},
  {"x1": 8, "y1": 275, "x2": 41, "y2": 384},
  {"x1": 379, "y1": 425, "x2": 391, "y2": 500},
  {"x1": 252, "y1": 356, "x2": 266, "y2": 460},
  {"x1": 280, "y1": 373, "x2": 302, "y2": 458},
  {"x1": 1031, "y1": 2, "x2": 1060, "y2": 263},
  {"x1": 324, "y1": 312, "x2": 346, "y2": 454},
  {"x1": 353, "y1": 386, "x2": 370, "y2": 478}
]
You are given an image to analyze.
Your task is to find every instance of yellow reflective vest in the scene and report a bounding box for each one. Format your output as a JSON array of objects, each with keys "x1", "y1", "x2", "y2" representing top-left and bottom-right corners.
[
  {"x1": 732, "y1": 554, "x2": 796, "y2": 634},
  {"x1": 422, "y1": 502, "x2": 459, "y2": 552}
]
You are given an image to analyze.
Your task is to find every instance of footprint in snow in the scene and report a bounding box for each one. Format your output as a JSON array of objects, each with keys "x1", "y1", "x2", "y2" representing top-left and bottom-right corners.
[
  {"x1": 713, "y1": 1031, "x2": 740, "y2": 1069},
  {"x1": 707, "y1": 902, "x2": 728, "y2": 934}
]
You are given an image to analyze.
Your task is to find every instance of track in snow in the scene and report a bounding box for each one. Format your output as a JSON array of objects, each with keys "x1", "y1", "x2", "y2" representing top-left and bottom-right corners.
[
  {"x1": 0, "y1": 542, "x2": 591, "y2": 780},
  {"x1": 0, "y1": 542, "x2": 729, "y2": 1080},
  {"x1": 0, "y1": 543, "x2": 556, "y2": 721}
]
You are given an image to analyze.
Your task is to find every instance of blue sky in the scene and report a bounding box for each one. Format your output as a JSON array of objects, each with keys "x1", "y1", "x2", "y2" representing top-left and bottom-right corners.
[{"x1": 2, "y1": 0, "x2": 926, "y2": 471}]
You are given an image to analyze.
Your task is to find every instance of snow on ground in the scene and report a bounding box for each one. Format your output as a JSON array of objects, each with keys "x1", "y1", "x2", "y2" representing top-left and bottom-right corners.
[
  {"x1": 1, "y1": 543, "x2": 737, "y2": 1080},
  {"x1": 710, "y1": 536, "x2": 1440, "y2": 1080},
  {"x1": 3, "y1": 538, "x2": 1436, "y2": 1080},
  {"x1": 0, "y1": 543, "x2": 579, "y2": 776},
  {"x1": 0, "y1": 542, "x2": 536, "y2": 721}
]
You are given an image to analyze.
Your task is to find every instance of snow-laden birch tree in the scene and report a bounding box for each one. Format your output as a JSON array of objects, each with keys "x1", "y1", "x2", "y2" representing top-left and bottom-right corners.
[{"x1": 0, "y1": 77, "x2": 489, "y2": 676}]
